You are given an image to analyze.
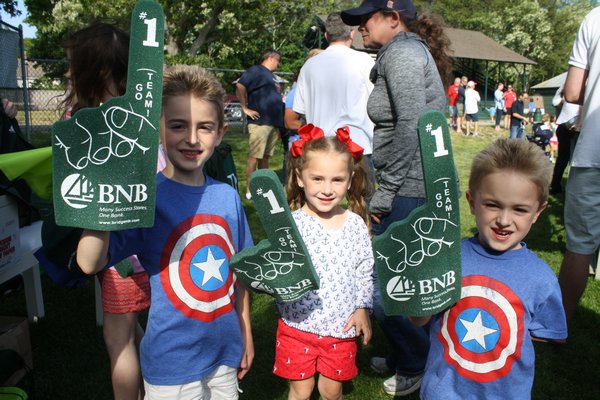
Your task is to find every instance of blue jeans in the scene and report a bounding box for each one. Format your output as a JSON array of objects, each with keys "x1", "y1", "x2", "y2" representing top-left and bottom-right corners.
[
  {"x1": 371, "y1": 196, "x2": 426, "y2": 236},
  {"x1": 495, "y1": 108, "x2": 503, "y2": 127},
  {"x1": 509, "y1": 124, "x2": 524, "y2": 139},
  {"x1": 371, "y1": 195, "x2": 430, "y2": 376}
]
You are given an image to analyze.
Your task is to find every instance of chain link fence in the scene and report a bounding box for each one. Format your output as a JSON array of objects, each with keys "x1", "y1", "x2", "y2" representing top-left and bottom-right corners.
[
  {"x1": 20, "y1": 59, "x2": 67, "y2": 146},
  {"x1": 1, "y1": 21, "x2": 68, "y2": 147},
  {"x1": 1, "y1": 20, "x2": 31, "y2": 140},
  {"x1": 1, "y1": 27, "x2": 294, "y2": 148}
]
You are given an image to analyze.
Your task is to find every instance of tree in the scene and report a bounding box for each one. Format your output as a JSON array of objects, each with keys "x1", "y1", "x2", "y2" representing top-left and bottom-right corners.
[
  {"x1": 22, "y1": 0, "x2": 325, "y2": 93},
  {"x1": 541, "y1": 0, "x2": 596, "y2": 79},
  {"x1": 21, "y1": 0, "x2": 129, "y2": 82},
  {"x1": 25, "y1": 0, "x2": 592, "y2": 89},
  {"x1": 415, "y1": 0, "x2": 596, "y2": 86},
  {"x1": 1, "y1": 0, "x2": 18, "y2": 16}
]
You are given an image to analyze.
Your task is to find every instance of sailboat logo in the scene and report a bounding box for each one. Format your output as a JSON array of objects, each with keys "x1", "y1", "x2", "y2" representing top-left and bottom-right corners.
[
  {"x1": 386, "y1": 275, "x2": 416, "y2": 302},
  {"x1": 61, "y1": 173, "x2": 95, "y2": 209}
]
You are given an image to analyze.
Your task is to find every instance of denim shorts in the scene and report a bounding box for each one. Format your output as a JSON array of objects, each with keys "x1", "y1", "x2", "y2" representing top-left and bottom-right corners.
[{"x1": 448, "y1": 105, "x2": 457, "y2": 118}]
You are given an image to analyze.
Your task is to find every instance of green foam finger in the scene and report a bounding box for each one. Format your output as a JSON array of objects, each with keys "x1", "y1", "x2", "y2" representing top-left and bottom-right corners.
[
  {"x1": 373, "y1": 110, "x2": 462, "y2": 316},
  {"x1": 230, "y1": 170, "x2": 320, "y2": 302},
  {"x1": 51, "y1": 0, "x2": 164, "y2": 230}
]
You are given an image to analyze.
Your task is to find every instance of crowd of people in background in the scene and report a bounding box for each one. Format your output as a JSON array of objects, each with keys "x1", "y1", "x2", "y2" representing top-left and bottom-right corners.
[
  {"x1": 447, "y1": 76, "x2": 538, "y2": 139},
  {"x1": 446, "y1": 72, "x2": 578, "y2": 190}
]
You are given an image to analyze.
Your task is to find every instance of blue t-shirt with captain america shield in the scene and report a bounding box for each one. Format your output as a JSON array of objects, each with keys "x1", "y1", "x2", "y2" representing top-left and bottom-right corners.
[
  {"x1": 108, "y1": 173, "x2": 253, "y2": 385},
  {"x1": 421, "y1": 236, "x2": 567, "y2": 400}
]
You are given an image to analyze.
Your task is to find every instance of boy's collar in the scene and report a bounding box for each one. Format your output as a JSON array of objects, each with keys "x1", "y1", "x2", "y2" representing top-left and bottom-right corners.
[{"x1": 470, "y1": 235, "x2": 527, "y2": 259}]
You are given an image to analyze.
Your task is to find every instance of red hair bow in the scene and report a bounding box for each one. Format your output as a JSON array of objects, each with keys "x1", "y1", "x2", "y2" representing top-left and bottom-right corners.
[
  {"x1": 290, "y1": 123, "x2": 324, "y2": 157},
  {"x1": 335, "y1": 126, "x2": 364, "y2": 160},
  {"x1": 289, "y1": 124, "x2": 364, "y2": 160}
]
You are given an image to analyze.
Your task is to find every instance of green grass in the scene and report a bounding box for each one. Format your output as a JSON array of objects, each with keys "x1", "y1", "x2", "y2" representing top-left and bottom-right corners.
[{"x1": 2, "y1": 124, "x2": 600, "y2": 399}]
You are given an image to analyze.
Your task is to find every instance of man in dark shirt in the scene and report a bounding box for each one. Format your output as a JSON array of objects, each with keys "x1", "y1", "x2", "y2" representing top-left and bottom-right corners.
[
  {"x1": 236, "y1": 49, "x2": 284, "y2": 199},
  {"x1": 510, "y1": 91, "x2": 529, "y2": 139}
]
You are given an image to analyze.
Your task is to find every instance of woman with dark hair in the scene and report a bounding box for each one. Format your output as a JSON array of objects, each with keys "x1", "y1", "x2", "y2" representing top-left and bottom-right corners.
[
  {"x1": 64, "y1": 23, "x2": 129, "y2": 113},
  {"x1": 64, "y1": 23, "x2": 149, "y2": 400},
  {"x1": 342, "y1": 0, "x2": 451, "y2": 396}
]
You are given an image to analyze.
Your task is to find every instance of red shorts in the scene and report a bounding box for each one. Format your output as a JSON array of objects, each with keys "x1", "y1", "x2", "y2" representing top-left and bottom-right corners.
[
  {"x1": 98, "y1": 268, "x2": 150, "y2": 314},
  {"x1": 273, "y1": 319, "x2": 358, "y2": 381}
]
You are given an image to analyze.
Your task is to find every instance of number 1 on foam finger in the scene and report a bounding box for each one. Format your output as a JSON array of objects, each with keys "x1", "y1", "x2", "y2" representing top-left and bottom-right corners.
[
  {"x1": 143, "y1": 18, "x2": 159, "y2": 47},
  {"x1": 262, "y1": 189, "x2": 285, "y2": 214}
]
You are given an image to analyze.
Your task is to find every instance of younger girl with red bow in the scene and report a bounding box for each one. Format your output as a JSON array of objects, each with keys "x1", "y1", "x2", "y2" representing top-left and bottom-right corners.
[{"x1": 273, "y1": 124, "x2": 374, "y2": 400}]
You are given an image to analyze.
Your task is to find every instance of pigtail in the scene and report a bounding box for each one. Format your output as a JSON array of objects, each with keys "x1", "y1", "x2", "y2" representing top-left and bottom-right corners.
[
  {"x1": 346, "y1": 157, "x2": 373, "y2": 232},
  {"x1": 285, "y1": 152, "x2": 305, "y2": 211}
]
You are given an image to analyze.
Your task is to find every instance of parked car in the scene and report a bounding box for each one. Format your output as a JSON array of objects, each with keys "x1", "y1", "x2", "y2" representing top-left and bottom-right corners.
[{"x1": 224, "y1": 95, "x2": 243, "y2": 122}]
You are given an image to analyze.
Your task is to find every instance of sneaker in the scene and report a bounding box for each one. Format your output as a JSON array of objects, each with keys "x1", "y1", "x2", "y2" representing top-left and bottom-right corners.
[
  {"x1": 383, "y1": 373, "x2": 423, "y2": 396},
  {"x1": 245, "y1": 192, "x2": 252, "y2": 200},
  {"x1": 370, "y1": 357, "x2": 390, "y2": 375}
]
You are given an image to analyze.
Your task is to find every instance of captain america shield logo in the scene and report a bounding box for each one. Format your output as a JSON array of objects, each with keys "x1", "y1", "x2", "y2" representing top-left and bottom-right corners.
[
  {"x1": 439, "y1": 275, "x2": 525, "y2": 382},
  {"x1": 160, "y1": 214, "x2": 238, "y2": 322}
]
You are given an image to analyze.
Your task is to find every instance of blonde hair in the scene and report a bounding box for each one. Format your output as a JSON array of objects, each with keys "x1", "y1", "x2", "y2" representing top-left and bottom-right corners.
[
  {"x1": 469, "y1": 138, "x2": 552, "y2": 205},
  {"x1": 162, "y1": 65, "x2": 226, "y2": 128},
  {"x1": 286, "y1": 136, "x2": 373, "y2": 230},
  {"x1": 307, "y1": 48, "x2": 324, "y2": 59}
]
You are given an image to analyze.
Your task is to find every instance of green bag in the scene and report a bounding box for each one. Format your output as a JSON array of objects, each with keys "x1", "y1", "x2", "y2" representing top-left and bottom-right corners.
[{"x1": 203, "y1": 142, "x2": 238, "y2": 191}]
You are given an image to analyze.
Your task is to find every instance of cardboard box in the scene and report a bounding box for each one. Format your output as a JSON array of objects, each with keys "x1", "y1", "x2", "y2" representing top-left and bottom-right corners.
[
  {"x1": 0, "y1": 316, "x2": 33, "y2": 386},
  {"x1": 0, "y1": 195, "x2": 20, "y2": 267}
]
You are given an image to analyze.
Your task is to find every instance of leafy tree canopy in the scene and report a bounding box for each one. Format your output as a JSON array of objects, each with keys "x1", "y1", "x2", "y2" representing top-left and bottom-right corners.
[
  {"x1": 415, "y1": 0, "x2": 597, "y2": 85},
  {"x1": 23, "y1": 0, "x2": 340, "y2": 91},
  {"x1": 1, "y1": 0, "x2": 18, "y2": 16},
  {"x1": 21, "y1": 0, "x2": 600, "y2": 89}
]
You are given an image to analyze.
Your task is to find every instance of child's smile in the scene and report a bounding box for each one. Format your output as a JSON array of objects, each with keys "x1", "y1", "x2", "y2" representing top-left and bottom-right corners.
[
  {"x1": 297, "y1": 150, "x2": 352, "y2": 228},
  {"x1": 467, "y1": 171, "x2": 546, "y2": 252},
  {"x1": 161, "y1": 95, "x2": 225, "y2": 186}
]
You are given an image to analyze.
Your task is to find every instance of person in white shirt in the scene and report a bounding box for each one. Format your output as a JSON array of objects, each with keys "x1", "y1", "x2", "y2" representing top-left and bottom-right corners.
[
  {"x1": 493, "y1": 82, "x2": 505, "y2": 130},
  {"x1": 464, "y1": 80, "x2": 481, "y2": 136},
  {"x1": 293, "y1": 11, "x2": 375, "y2": 178},
  {"x1": 558, "y1": 6, "x2": 600, "y2": 327}
]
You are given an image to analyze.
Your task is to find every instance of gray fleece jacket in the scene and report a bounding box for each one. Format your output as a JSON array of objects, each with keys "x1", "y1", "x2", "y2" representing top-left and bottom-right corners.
[{"x1": 367, "y1": 31, "x2": 446, "y2": 214}]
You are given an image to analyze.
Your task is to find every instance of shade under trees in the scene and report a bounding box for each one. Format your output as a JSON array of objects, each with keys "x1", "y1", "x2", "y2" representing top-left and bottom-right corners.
[{"x1": 16, "y1": 0, "x2": 599, "y2": 90}]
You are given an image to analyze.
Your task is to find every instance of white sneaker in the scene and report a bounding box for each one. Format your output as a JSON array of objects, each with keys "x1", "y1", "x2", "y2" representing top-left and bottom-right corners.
[
  {"x1": 383, "y1": 373, "x2": 423, "y2": 396},
  {"x1": 370, "y1": 357, "x2": 390, "y2": 374},
  {"x1": 245, "y1": 192, "x2": 252, "y2": 200}
]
